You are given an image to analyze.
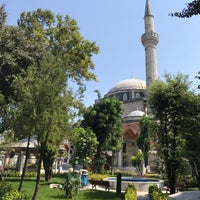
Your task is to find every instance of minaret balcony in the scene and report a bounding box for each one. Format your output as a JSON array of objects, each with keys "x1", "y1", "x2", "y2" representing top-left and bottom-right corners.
[{"x1": 141, "y1": 31, "x2": 159, "y2": 46}]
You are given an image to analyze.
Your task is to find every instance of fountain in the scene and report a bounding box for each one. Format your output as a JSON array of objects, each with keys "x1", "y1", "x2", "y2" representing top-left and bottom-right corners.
[{"x1": 104, "y1": 176, "x2": 164, "y2": 192}]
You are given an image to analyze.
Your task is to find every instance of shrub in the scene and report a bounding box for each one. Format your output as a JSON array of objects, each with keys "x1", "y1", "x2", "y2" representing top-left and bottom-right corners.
[
  {"x1": 124, "y1": 184, "x2": 137, "y2": 200},
  {"x1": 114, "y1": 170, "x2": 132, "y2": 177},
  {"x1": 0, "y1": 181, "x2": 13, "y2": 198},
  {"x1": 2, "y1": 189, "x2": 26, "y2": 200},
  {"x1": 89, "y1": 173, "x2": 108, "y2": 180},
  {"x1": 149, "y1": 185, "x2": 168, "y2": 200},
  {"x1": 63, "y1": 172, "x2": 80, "y2": 198},
  {"x1": 0, "y1": 181, "x2": 26, "y2": 200}
]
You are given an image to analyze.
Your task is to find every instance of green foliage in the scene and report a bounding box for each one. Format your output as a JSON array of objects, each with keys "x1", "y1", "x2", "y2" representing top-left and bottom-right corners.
[
  {"x1": 63, "y1": 172, "x2": 80, "y2": 198},
  {"x1": 82, "y1": 98, "x2": 122, "y2": 173},
  {"x1": 2, "y1": 189, "x2": 26, "y2": 200},
  {"x1": 88, "y1": 173, "x2": 109, "y2": 180},
  {"x1": 131, "y1": 150, "x2": 144, "y2": 175},
  {"x1": 149, "y1": 185, "x2": 168, "y2": 200},
  {"x1": 170, "y1": 0, "x2": 200, "y2": 18},
  {"x1": 196, "y1": 71, "x2": 200, "y2": 89},
  {"x1": 148, "y1": 73, "x2": 194, "y2": 193},
  {"x1": 137, "y1": 115, "x2": 154, "y2": 167},
  {"x1": 124, "y1": 184, "x2": 137, "y2": 200},
  {"x1": 70, "y1": 127, "x2": 98, "y2": 169},
  {"x1": 0, "y1": 181, "x2": 26, "y2": 200},
  {"x1": 0, "y1": 5, "x2": 7, "y2": 27},
  {"x1": 113, "y1": 170, "x2": 132, "y2": 177}
]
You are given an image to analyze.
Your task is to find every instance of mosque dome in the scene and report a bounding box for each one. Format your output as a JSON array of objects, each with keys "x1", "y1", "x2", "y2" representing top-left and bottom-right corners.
[
  {"x1": 108, "y1": 79, "x2": 146, "y2": 95},
  {"x1": 123, "y1": 110, "x2": 145, "y2": 122},
  {"x1": 127, "y1": 110, "x2": 145, "y2": 117}
]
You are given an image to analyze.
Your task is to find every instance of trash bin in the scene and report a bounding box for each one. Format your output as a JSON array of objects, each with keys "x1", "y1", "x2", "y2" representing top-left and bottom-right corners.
[{"x1": 80, "y1": 170, "x2": 88, "y2": 186}]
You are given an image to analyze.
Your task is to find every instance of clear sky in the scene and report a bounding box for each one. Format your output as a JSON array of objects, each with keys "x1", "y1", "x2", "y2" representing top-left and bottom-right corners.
[{"x1": 2, "y1": 0, "x2": 200, "y2": 107}]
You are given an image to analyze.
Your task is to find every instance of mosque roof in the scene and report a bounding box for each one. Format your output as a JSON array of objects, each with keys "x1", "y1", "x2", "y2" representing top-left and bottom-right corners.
[{"x1": 108, "y1": 79, "x2": 146, "y2": 94}]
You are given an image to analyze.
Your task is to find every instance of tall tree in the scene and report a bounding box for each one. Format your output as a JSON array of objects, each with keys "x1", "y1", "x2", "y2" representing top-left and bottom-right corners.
[
  {"x1": 137, "y1": 115, "x2": 153, "y2": 168},
  {"x1": 181, "y1": 92, "x2": 200, "y2": 189},
  {"x1": 12, "y1": 56, "x2": 72, "y2": 187},
  {"x1": 82, "y1": 98, "x2": 122, "y2": 173},
  {"x1": 148, "y1": 73, "x2": 191, "y2": 194},
  {"x1": 7, "y1": 8, "x2": 98, "y2": 200},
  {"x1": 170, "y1": 0, "x2": 200, "y2": 18}
]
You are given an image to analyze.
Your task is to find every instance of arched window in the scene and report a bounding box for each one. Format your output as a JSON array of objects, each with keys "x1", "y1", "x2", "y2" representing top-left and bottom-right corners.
[
  {"x1": 135, "y1": 93, "x2": 140, "y2": 98},
  {"x1": 123, "y1": 93, "x2": 127, "y2": 101},
  {"x1": 130, "y1": 90, "x2": 135, "y2": 99}
]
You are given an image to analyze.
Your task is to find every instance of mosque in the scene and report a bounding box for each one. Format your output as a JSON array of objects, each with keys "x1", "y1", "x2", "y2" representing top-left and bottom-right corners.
[{"x1": 104, "y1": 0, "x2": 159, "y2": 170}]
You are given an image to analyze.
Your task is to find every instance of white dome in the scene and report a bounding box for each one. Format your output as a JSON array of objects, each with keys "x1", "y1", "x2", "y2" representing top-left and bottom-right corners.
[
  {"x1": 127, "y1": 110, "x2": 145, "y2": 117},
  {"x1": 108, "y1": 79, "x2": 146, "y2": 94}
]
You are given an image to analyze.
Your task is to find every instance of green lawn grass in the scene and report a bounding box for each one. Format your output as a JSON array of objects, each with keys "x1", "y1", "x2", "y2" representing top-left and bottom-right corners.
[{"x1": 5, "y1": 177, "x2": 123, "y2": 200}]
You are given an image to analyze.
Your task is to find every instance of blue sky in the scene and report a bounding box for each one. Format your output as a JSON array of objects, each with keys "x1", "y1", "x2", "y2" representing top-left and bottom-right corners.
[{"x1": 2, "y1": 0, "x2": 200, "y2": 107}]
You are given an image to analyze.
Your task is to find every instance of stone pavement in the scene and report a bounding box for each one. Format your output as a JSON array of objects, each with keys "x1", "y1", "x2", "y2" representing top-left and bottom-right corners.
[
  {"x1": 169, "y1": 191, "x2": 200, "y2": 200},
  {"x1": 137, "y1": 192, "x2": 149, "y2": 200}
]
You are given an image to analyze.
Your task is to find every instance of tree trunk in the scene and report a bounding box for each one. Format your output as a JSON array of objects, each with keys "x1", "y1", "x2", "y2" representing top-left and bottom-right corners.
[
  {"x1": 18, "y1": 135, "x2": 31, "y2": 192},
  {"x1": 110, "y1": 151, "x2": 115, "y2": 175},
  {"x1": 167, "y1": 163, "x2": 176, "y2": 194},
  {"x1": 191, "y1": 161, "x2": 200, "y2": 189},
  {"x1": 32, "y1": 154, "x2": 42, "y2": 200}
]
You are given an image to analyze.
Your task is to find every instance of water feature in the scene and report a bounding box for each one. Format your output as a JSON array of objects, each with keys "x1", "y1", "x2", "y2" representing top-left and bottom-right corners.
[{"x1": 104, "y1": 176, "x2": 164, "y2": 192}]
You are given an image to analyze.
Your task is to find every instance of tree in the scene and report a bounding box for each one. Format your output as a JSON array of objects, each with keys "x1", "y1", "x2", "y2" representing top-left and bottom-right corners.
[
  {"x1": 0, "y1": 8, "x2": 44, "y2": 133},
  {"x1": 12, "y1": 57, "x2": 72, "y2": 189},
  {"x1": 131, "y1": 150, "x2": 144, "y2": 175},
  {"x1": 82, "y1": 98, "x2": 122, "y2": 173},
  {"x1": 7, "y1": 8, "x2": 98, "y2": 200},
  {"x1": 17, "y1": 9, "x2": 98, "y2": 88},
  {"x1": 196, "y1": 71, "x2": 200, "y2": 89},
  {"x1": 170, "y1": 0, "x2": 200, "y2": 18},
  {"x1": 0, "y1": 5, "x2": 7, "y2": 27},
  {"x1": 69, "y1": 127, "x2": 98, "y2": 169},
  {"x1": 137, "y1": 115, "x2": 153, "y2": 168},
  {"x1": 148, "y1": 73, "x2": 191, "y2": 194},
  {"x1": 181, "y1": 92, "x2": 200, "y2": 189}
]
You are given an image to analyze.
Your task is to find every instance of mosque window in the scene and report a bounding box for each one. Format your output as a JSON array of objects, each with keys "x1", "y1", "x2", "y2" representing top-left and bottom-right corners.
[
  {"x1": 123, "y1": 93, "x2": 127, "y2": 101},
  {"x1": 135, "y1": 93, "x2": 140, "y2": 98},
  {"x1": 129, "y1": 90, "x2": 135, "y2": 99}
]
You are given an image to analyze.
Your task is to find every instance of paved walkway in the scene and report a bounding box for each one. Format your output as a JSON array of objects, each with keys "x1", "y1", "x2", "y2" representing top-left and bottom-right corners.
[
  {"x1": 82, "y1": 185, "x2": 200, "y2": 200},
  {"x1": 169, "y1": 191, "x2": 200, "y2": 200},
  {"x1": 137, "y1": 192, "x2": 149, "y2": 200}
]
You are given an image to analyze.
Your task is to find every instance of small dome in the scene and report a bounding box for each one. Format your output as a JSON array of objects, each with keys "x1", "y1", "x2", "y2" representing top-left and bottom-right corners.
[
  {"x1": 108, "y1": 79, "x2": 146, "y2": 94},
  {"x1": 127, "y1": 110, "x2": 145, "y2": 117}
]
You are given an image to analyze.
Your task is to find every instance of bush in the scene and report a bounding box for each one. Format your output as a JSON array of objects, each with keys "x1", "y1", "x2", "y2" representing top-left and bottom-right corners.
[
  {"x1": 89, "y1": 173, "x2": 108, "y2": 180},
  {"x1": 124, "y1": 184, "x2": 137, "y2": 200},
  {"x1": 114, "y1": 170, "x2": 132, "y2": 177},
  {"x1": 0, "y1": 181, "x2": 26, "y2": 200},
  {"x1": 2, "y1": 189, "x2": 26, "y2": 200},
  {"x1": 149, "y1": 185, "x2": 168, "y2": 200},
  {"x1": 63, "y1": 172, "x2": 80, "y2": 198},
  {"x1": 2, "y1": 171, "x2": 39, "y2": 178}
]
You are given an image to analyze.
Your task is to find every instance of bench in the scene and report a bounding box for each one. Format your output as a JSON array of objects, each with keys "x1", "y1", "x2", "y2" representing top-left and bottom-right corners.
[{"x1": 89, "y1": 179, "x2": 110, "y2": 191}]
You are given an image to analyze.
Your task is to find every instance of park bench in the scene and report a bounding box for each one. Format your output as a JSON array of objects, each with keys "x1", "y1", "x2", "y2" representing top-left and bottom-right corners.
[{"x1": 89, "y1": 179, "x2": 110, "y2": 191}]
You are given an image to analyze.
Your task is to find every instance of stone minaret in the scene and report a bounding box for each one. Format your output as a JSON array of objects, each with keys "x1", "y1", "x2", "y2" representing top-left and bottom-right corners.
[{"x1": 141, "y1": 0, "x2": 159, "y2": 88}]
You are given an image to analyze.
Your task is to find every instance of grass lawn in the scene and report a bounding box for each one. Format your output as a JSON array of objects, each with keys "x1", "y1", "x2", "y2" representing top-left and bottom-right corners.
[{"x1": 5, "y1": 177, "x2": 123, "y2": 200}]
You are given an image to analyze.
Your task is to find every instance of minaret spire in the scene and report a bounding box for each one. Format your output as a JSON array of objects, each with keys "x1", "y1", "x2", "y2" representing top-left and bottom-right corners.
[
  {"x1": 145, "y1": 0, "x2": 152, "y2": 16},
  {"x1": 141, "y1": 0, "x2": 159, "y2": 88}
]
